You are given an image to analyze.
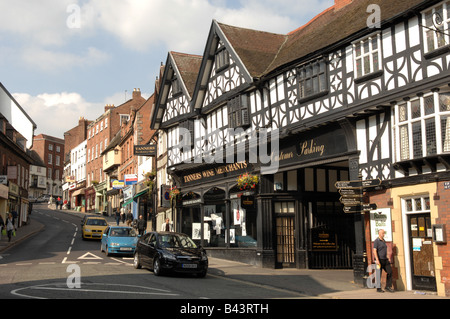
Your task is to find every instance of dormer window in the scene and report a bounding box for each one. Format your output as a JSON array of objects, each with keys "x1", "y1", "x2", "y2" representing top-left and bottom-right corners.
[
  {"x1": 172, "y1": 77, "x2": 182, "y2": 97},
  {"x1": 215, "y1": 47, "x2": 230, "y2": 72}
]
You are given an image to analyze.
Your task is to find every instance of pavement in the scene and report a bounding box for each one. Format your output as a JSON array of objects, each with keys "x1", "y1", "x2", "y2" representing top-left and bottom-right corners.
[{"x1": 1, "y1": 205, "x2": 448, "y2": 300}]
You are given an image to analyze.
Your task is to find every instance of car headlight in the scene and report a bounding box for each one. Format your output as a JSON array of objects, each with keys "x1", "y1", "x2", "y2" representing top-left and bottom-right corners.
[
  {"x1": 162, "y1": 251, "x2": 176, "y2": 261},
  {"x1": 84, "y1": 228, "x2": 91, "y2": 232},
  {"x1": 201, "y1": 251, "x2": 208, "y2": 261},
  {"x1": 110, "y1": 243, "x2": 120, "y2": 247}
]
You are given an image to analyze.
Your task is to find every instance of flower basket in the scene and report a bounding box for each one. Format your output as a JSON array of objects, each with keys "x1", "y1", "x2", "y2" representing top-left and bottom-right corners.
[
  {"x1": 237, "y1": 173, "x2": 259, "y2": 191},
  {"x1": 169, "y1": 186, "x2": 180, "y2": 200}
]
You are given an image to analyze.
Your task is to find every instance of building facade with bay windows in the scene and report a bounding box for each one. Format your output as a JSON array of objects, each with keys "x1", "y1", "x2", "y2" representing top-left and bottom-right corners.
[{"x1": 151, "y1": 0, "x2": 450, "y2": 296}]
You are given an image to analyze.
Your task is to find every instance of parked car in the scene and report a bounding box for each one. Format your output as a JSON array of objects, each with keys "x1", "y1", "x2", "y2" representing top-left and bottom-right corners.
[
  {"x1": 101, "y1": 226, "x2": 138, "y2": 256},
  {"x1": 133, "y1": 232, "x2": 208, "y2": 277},
  {"x1": 81, "y1": 216, "x2": 108, "y2": 240}
]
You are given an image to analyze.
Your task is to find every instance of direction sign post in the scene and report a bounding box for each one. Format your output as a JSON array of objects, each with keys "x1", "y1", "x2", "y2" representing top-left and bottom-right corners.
[{"x1": 336, "y1": 178, "x2": 381, "y2": 214}]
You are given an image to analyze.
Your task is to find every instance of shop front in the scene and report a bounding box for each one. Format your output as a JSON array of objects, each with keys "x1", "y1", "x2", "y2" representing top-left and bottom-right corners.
[
  {"x1": 367, "y1": 181, "x2": 450, "y2": 297},
  {"x1": 174, "y1": 161, "x2": 259, "y2": 265}
]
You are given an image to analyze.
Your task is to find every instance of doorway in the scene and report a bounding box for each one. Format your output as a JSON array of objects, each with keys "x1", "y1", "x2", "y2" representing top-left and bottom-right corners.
[
  {"x1": 275, "y1": 202, "x2": 295, "y2": 267},
  {"x1": 403, "y1": 196, "x2": 437, "y2": 291}
]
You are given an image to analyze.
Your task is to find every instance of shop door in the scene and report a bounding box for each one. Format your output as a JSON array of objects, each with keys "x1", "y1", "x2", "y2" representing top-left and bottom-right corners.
[
  {"x1": 275, "y1": 202, "x2": 295, "y2": 267},
  {"x1": 408, "y1": 214, "x2": 436, "y2": 291}
]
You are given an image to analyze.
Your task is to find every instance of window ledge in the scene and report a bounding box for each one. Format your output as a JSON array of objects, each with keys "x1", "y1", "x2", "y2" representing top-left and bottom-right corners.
[
  {"x1": 354, "y1": 70, "x2": 383, "y2": 84},
  {"x1": 424, "y1": 44, "x2": 450, "y2": 60},
  {"x1": 297, "y1": 90, "x2": 329, "y2": 104}
]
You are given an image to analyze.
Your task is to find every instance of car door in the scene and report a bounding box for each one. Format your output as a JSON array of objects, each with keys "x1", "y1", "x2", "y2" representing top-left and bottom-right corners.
[
  {"x1": 137, "y1": 233, "x2": 152, "y2": 266},
  {"x1": 102, "y1": 227, "x2": 110, "y2": 250},
  {"x1": 148, "y1": 234, "x2": 158, "y2": 267}
]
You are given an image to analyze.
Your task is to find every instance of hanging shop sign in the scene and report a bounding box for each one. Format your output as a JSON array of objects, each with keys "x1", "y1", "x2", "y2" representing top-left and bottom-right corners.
[
  {"x1": 112, "y1": 180, "x2": 125, "y2": 189},
  {"x1": 134, "y1": 144, "x2": 156, "y2": 157},
  {"x1": 124, "y1": 174, "x2": 138, "y2": 186}
]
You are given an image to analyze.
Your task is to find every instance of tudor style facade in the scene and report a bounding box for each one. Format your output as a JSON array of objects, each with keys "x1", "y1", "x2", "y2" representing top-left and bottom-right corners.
[{"x1": 152, "y1": 0, "x2": 450, "y2": 296}]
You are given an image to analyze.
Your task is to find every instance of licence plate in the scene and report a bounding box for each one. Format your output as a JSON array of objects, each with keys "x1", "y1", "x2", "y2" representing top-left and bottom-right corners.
[
  {"x1": 120, "y1": 247, "x2": 132, "y2": 251},
  {"x1": 182, "y1": 264, "x2": 197, "y2": 269}
]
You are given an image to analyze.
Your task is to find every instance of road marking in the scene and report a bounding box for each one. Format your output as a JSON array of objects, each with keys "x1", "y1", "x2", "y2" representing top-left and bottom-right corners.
[
  {"x1": 62, "y1": 257, "x2": 78, "y2": 264},
  {"x1": 78, "y1": 252, "x2": 103, "y2": 260},
  {"x1": 67, "y1": 247, "x2": 72, "y2": 255},
  {"x1": 16, "y1": 263, "x2": 33, "y2": 266},
  {"x1": 39, "y1": 262, "x2": 56, "y2": 265}
]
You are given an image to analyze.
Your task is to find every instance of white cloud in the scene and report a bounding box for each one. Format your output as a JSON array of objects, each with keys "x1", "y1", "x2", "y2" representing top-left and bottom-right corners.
[
  {"x1": 12, "y1": 89, "x2": 151, "y2": 138},
  {"x1": 20, "y1": 46, "x2": 110, "y2": 73},
  {"x1": 13, "y1": 92, "x2": 102, "y2": 138}
]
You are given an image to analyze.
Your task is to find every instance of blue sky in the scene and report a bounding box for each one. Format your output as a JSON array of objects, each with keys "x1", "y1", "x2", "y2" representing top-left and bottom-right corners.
[{"x1": 0, "y1": 0, "x2": 333, "y2": 138}]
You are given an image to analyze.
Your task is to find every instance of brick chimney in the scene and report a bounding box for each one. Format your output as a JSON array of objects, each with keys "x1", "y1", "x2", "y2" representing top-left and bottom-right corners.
[
  {"x1": 104, "y1": 104, "x2": 115, "y2": 113},
  {"x1": 335, "y1": 0, "x2": 352, "y2": 10},
  {"x1": 132, "y1": 88, "x2": 141, "y2": 100}
]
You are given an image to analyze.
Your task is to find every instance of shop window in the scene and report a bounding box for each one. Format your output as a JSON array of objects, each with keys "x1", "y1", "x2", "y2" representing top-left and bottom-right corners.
[
  {"x1": 274, "y1": 172, "x2": 284, "y2": 191},
  {"x1": 287, "y1": 170, "x2": 297, "y2": 191}
]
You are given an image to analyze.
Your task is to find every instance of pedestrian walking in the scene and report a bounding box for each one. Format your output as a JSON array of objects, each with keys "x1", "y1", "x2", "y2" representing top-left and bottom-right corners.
[
  {"x1": 115, "y1": 208, "x2": 121, "y2": 226},
  {"x1": 137, "y1": 215, "x2": 147, "y2": 236},
  {"x1": 373, "y1": 229, "x2": 394, "y2": 293},
  {"x1": 161, "y1": 218, "x2": 173, "y2": 232},
  {"x1": 0, "y1": 214, "x2": 4, "y2": 241},
  {"x1": 5, "y1": 213, "x2": 15, "y2": 242},
  {"x1": 126, "y1": 209, "x2": 133, "y2": 227}
]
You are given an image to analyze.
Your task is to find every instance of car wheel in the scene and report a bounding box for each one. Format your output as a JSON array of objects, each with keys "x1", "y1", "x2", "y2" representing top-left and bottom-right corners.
[
  {"x1": 133, "y1": 253, "x2": 142, "y2": 269},
  {"x1": 197, "y1": 269, "x2": 207, "y2": 278},
  {"x1": 153, "y1": 258, "x2": 163, "y2": 276}
]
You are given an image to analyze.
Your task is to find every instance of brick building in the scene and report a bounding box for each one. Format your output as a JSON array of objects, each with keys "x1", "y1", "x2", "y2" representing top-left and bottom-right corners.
[
  {"x1": 85, "y1": 88, "x2": 146, "y2": 213},
  {"x1": 31, "y1": 134, "x2": 65, "y2": 198}
]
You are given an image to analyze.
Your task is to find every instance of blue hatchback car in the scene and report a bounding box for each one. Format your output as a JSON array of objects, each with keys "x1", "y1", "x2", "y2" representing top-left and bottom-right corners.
[{"x1": 101, "y1": 226, "x2": 139, "y2": 256}]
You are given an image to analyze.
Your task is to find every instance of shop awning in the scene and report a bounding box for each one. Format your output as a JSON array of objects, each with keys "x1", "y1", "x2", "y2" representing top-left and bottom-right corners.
[
  {"x1": 133, "y1": 189, "x2": 148, "y2": 200},
  {"x1": 122, "y1": 198, "x2": 133, "y2": 207},
  {"x1": 72, "y1": 189, "x2": 85, "y2": 197}
]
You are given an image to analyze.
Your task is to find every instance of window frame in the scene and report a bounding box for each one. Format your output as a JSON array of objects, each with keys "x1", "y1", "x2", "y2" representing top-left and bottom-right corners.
[
  {"x1": 393, "y1": 90, "x2": 450, "y2": 162},
  {"x1": 422, "y1": 1, "x2": 450, "y2": 55},
  {"x1": 352, "y1": 32, "x2": 382, "y2": 81},
  {"x1": 297, "y1": 58, "x2": 329, "y2": 102},
  {"x1": 227, "y1": 94, "x2": 250, "y2": 129}
]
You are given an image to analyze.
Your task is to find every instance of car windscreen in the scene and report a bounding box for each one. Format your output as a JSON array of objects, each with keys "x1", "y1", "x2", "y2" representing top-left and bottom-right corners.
[
  {"x1": 110, "y1": 228, "x2": 136, "y2": 237},
  {"x1": 158, "y1": 234, "x2": 198, "y2": 249},
  {"x1": 86, "y1": 219, "x2": 107, "y2": 226}
]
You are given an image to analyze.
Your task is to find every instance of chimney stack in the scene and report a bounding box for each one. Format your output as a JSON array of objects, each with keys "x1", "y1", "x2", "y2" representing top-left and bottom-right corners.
[
  {"x1": 132, "y1": 88, "x2": 141, "y2": 100},
  {"x1": 104, "y1": 104, "x2": 115, "y2": 113}
]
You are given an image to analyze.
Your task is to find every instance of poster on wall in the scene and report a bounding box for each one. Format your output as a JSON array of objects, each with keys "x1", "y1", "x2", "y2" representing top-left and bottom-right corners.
[
  {"x1": 231, "y1": 199, "x2": 245, "y2": 226},
  {"x1": 192, "y1": 223, "x2": 210, "y2": 242},
  {"x1": 370, "y1": 208, "x2": 392, "y2": 242}
]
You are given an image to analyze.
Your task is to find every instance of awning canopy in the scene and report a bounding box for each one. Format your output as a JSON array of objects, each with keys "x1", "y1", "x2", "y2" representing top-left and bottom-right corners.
[{"x1": 72, "y1": 189, "x2": 85, "y2": 197}]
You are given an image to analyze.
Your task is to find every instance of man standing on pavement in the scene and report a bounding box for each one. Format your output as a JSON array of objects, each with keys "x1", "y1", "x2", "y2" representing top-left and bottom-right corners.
[
  {"x1": 136, "y1": 215, "x2": 147, "y2": 236},
  {"x1": 126, "y1": 209, "x2": 133, "y2": 227},
  {"x1": 373, "y1": 229, "x2": 394, "y2": 293}
]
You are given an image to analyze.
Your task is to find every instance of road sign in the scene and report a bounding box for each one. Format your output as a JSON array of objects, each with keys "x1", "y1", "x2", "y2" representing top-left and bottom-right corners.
[
  {"x1": 340, "y1": 197, "x2": 361, "y2": 206},
  {"x1": 335, "y1": 178, "x2": 381, "y2": 190},
  {"x1": 343, "y1": 204, "x2": 378, "y2": 213},
  {"x1": 339, "y1": 189, "x2": 361, "y2": 196}
]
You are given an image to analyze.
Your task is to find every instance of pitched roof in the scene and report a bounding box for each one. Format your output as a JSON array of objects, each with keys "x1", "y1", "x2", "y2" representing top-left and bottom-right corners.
[
  {"x1": 171, "y1": 52, "x2": 203, "y2": 97},
  {"x1": 216, "y1": 0, "x2": 429, "y2": 78},
  {"x1": 217, "y1": 22, "x2": 286, "y2": 78}
]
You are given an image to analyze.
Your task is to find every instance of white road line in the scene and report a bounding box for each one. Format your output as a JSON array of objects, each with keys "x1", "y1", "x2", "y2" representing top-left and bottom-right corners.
[
  {"x1": 39, "y1": 262, "x2": 56, "y2": 265},
  {"x1": 62, "y1": 257, "x2": 78, "y2": 264},
  {"x1": 16, "y1": 263, "x2": 33, "y2": 266},
  {"x1": 71, "y1": 238, "x2": 75, "y2": 246},
  {"x1": 67, "y1": 247, "x2": 72, "y2": 255}
]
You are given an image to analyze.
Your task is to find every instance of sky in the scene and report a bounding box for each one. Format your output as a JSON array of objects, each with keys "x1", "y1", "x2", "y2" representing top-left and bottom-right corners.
[{"x1": 0, "y1": 0, "x2": 334, "y2": 139}]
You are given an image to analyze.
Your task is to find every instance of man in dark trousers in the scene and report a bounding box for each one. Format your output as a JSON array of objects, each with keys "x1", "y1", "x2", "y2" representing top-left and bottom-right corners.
[
  {"x1": 136, "y1": 215, "x2": 147, "y2": 236},
  {"x1": 373, "y1": 229, "x2": 394, "y2": 293}
]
